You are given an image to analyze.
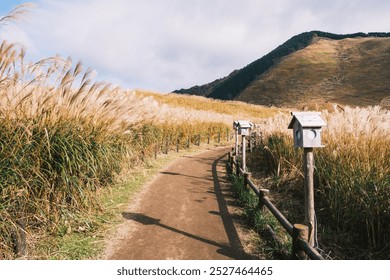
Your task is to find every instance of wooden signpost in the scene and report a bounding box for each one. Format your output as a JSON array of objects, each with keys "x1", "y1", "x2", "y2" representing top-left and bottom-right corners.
[
  {"x1": 233, "y1": 121, "x2": 239, "y2": 155},
  {"x1": 288, "y1": 112, "x2": 326, "y2": 247},
  {"x1": 242, "y1": 134, "x2": 247, "y2": 171},
  {"x1": 233, "y1": 120, "x2": 252, "y2": 172}
]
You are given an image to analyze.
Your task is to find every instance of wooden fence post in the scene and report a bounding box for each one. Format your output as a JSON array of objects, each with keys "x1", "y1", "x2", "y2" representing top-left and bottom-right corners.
[
  {"x1": 303, "y1": 148, "x2": 315, "y2": 247},
  {"x1": 207, "y1": 133, "x2": 210, "y2": 144},
  {"x1": 259, "y1": 132, "x2": 263, "y2": 146},
  {"x1": 249, "y1": 133, "x2": 253, "y2": 153},
  {"x1": 242, "y1": 135, "x2": 246, "y2": 171},
  {"x1": 176, "y1": 139, "x2": 180, "y2": 152},
  {"x1": 12, "y1": 219, "x2": 26, "y2": 257},
  {"x1": 218, "y1": 132, "x2": 221, "y2": 143},
  {"x1": 258, "y1": 188, "x2": 270, "y2": 212},
  {"x1": 228, "y1": 151, "x2": 232, "y2": 173},
  {"x1": 235, "y1": 129, "x2": 239, "y2": 155},
  {"x1": 292, "y1": 224, "x2": 309, "y2": 260},
  {"x1": 244, "y1": 172, "x2": 251, "y2": 191}
]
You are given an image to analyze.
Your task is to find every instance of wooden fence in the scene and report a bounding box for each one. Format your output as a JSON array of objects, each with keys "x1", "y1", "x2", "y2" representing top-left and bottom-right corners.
[
  {"x1": 153, "y1": 130, "x2": 232, "y2": 158},
  {"x1": 228, "y1": 146, "x2": 324, "y2": 260}
]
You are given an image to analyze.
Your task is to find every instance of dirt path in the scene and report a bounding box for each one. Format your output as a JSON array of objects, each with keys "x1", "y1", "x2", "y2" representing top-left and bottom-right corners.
[{"x1": 104, "y1": 147, "x2": 255, "y2": 260}]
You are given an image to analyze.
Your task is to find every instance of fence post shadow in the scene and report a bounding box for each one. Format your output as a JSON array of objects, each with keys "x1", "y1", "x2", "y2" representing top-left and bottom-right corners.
[{"x1": 212, "y1": 152, "x2": 252, "y2": 260}]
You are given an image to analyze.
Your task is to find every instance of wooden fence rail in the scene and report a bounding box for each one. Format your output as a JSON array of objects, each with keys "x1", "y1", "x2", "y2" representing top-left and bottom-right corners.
[
  {"x1": 149, "y1": 131, "x2": 233, "y2": 158},
  {"x1": 228, "y1": 150, "x2": 324, "y2": 260}
]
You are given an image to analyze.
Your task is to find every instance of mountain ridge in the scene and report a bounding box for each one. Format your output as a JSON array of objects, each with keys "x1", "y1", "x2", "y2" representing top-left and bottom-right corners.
[{"x1": 173, "y1": 31, "x2": 390, "y2": 108}]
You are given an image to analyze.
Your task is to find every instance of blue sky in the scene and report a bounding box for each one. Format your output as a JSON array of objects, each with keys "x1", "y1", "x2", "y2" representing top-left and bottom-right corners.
[
  {"x1": 1, "y1": 0, "x2": 390, "y2": 92},
  {"x1": 0, "y1": 0, "x2": 26, "y2": 12}
]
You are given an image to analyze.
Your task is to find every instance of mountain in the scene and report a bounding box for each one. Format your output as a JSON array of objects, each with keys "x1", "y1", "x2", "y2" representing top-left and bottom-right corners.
[{"x1": 173, "y1": 31, "x2": 390, "y2": 108}]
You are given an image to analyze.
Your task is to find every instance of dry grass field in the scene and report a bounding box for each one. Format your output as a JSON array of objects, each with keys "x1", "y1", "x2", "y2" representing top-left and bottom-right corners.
[
  {"x1": 238, "y1": 37, "x2": 390, "y2": 108},
  {"x1": 250, "y1": 106, "x2": 389, "y2": 258},
  {"x1": 136, "y1": 90, "x2": 281, "y2": 120},
  {"x1": 0, "y1": 37, "x2": 277, "y2": 258}
]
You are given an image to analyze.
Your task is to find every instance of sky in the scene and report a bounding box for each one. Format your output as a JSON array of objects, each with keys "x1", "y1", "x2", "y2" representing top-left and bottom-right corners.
[{"x1": 1, "y1": 0, "x2": 390, "y2": 92}]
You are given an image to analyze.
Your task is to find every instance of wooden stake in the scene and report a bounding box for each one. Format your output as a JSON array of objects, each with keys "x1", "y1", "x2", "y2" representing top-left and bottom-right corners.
[
  {"x1": 243, "y1": 172, "x2": 251, "y2": 191},
  {"x1": 230, "y1": 153, "x2": 235, "y2": 168},
  {"x1": 12, "y1": 219, "x2": 26, "y2": 257},
  {"x1": 292, "y1": 224, "x2": 309, "y2": 259},
  {"x1": 303, "y1": 148, "x2": 315, "y2": 247},
  {"x1": 242, "y1": 135, "x2": 246, "y2": 171},
  {"x1": 249, "y1": 132, "x2": 253, "y2": 153},
  {"x1": 259, "y1": 189, "x2": 270, "y2": 212},
  {"x1": 234, "y1": 129, "x2": 238, "y2": 155}
]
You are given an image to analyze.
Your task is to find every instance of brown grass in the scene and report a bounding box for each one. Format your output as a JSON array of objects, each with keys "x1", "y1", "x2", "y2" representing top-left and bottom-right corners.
[
  {"x1": 136, "y1": 90, "x2": 282, "y2": 121},
  {"x1": 250, "y1": 106, "x2": 390, "y2": 259},
  {"x1": 0, "y1": 19, "x2": 278, "y2": 258},
  {"x1": 238, "y1": 37, "x2": 390, "y2": 108}
]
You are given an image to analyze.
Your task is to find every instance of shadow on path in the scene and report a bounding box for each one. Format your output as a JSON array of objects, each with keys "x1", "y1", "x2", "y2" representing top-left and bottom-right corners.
[
  {"x1": 211, "y1": 153, "x2": 249, "y2": 259},
  {"x1": 160, "y1": 171, "x2": 214, "y2": 182},
  {"x1": 122, "y1": 212, "x2": 245, "y2": 259}
]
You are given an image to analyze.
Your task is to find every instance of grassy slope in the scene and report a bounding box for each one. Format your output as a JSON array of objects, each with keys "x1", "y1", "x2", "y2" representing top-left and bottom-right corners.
[
  {"x1": 136, "y1": 90, "x2": 282, "y2": 119},
  {"x1": 238, "y1": 37, "x2": 390, "y2": 108}
]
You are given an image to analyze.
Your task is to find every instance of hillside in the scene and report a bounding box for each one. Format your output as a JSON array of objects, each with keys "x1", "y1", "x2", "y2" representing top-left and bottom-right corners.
[
  {"x1": 135, "y1": 90, "x2": 281, "y2": 120},
  {"x1": 174, "y1": 31, "x2": 390, "y2": 108}
]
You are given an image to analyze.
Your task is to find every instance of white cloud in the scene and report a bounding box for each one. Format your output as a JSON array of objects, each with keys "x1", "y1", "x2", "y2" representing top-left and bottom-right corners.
[{"x1": 1, "y1": 0, "x2": 390, "y2": 92}]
